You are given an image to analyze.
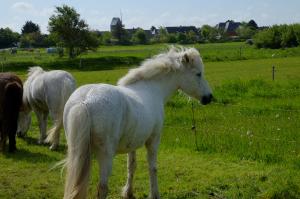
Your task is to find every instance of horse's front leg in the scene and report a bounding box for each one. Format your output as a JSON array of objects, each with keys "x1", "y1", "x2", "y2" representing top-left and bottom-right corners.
[
  {"x1": 146, "y1": 135, "x2": 161, "y2": 199},
  {"x1": 122, "y1": 151, "x2": 137, "y2": 199},
  {"x1": 35, "y1": 110, "x2": 48, "y2": 144}
]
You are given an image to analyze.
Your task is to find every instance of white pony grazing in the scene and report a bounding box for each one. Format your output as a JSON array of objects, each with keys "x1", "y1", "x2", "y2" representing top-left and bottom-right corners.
[
  {"x1": 17, "y1": 66, "x2": 76, "y2": 150},
  {"x1": 63, "y1": 47, "x2": 213, "y2": 199}
]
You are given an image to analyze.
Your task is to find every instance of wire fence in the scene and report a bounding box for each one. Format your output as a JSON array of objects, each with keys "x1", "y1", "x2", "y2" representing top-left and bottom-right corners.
[{"x1": 161, "y1": 98, "x2": 300, "y2": 162}]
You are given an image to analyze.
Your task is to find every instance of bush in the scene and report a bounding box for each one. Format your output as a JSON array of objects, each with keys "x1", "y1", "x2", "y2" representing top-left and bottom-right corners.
[{"x1": 253, "y1": 24, "x2": 300, "y2": 49}]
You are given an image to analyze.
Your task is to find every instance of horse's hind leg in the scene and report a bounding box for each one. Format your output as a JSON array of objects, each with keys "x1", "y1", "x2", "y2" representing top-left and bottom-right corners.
[
  {"x1": 96, "y1": 148, "x2": 114, "y2": 199},
  {"x1": 7, "y1": 120, "x2": 17, "y2": 152},
  {"x1": 0, "y1": 123, "x2": 7, "y2": 152},
  {"x1": 122, "y1": 151, "x2": 137, "y2": 199},
  {"x1": 46, "y1": 111, "x2": 63, "y2": 150},
  {"x1": 1, "y1": 117, "x2": 17, "y2": 152},
  {"x1": 35, "y1": 110, "x2": 48, "y2": 144}
]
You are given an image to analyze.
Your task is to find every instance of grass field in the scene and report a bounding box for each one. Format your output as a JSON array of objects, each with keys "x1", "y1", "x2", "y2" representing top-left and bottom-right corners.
[
  {"x1": 1, "y1": 42, "x2": 300, "y2": 71},
  {"x1": 0, "y1": 44, "x2": 300, "y2": 198}
]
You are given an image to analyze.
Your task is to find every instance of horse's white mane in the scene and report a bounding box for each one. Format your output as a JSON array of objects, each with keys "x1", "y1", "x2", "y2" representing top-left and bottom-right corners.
[
  {"x1": 27, "y1": 66, "x2": 44, "y2": 79},
  {"x1": 22, "y1": 66, "x2": 45, "y2": 107},
  {"x1": 117, "y1": 46, "x2": 200, "y2": 86}
]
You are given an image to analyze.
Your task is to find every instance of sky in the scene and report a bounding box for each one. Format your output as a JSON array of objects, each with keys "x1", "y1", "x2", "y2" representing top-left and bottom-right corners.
[{"x1": 1, "y1": 0, "x2": 300, "y2": 33}]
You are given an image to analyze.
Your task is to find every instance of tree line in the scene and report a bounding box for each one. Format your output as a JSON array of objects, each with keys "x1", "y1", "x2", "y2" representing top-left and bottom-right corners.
[
  {"x1": 253, "y1": 24, "x2": 300, "y2": 48},
  {"x1": 1, "y1": 5, "x2": 300, "y2": 58}
]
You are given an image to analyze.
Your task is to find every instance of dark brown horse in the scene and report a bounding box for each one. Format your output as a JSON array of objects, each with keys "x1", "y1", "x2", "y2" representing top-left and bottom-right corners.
[{"x1": 0, "y1": 73, "x2": 23, "y2": 152}]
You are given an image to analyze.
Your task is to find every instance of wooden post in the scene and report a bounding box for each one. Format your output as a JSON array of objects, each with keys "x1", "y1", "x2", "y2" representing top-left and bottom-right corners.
[
  {"x1": 239, "y1": 46, "x2": 242, "y2": 58},
  {"x1": 191, "y1": 102, "x2": 199, "y2": 151},
  {"x1": 272, "y1": 66, "x2": 275, "y2": 81}
]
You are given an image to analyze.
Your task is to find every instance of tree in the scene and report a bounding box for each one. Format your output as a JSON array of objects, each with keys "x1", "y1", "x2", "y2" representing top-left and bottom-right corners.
[
  {"x1": 281, "y1": 25, "x2": 297, "y2": 47},
  {"x1": 176, "y1": 32, "x2": 187, "y2": 44},
  {"x1": 131, "y1": 28, "x2": 148, "y2": 44},
  {"x1": 293, "y1": 24, "x2": 300, "y2": 45},
  {"x1": 0, "y1": 28, "x2": 19, "y2": 48},
  {"x1": 167, "y1": 33, "x2": 177, "y2": 43},
  {"x1": 237, "y1": 25, "x2": 257, "y2": 39},
  {"x1": 100, "y1": 32, "x2": 112, "y2": 45},
  {"x1": 201, "y1": 25, "x2": 218, "y2": 42},
  {"x1": 48, "y1": 5, "x2": 99, "y2": 58},
  {"x1": 158, "y1": 27, "x2": 169, "y2": 43},
  {"x1": 21, "y1": 21, "x2": 40, "y2": 34},
  {"x1": 186, "y1": 30, "x2": 198, "y2": 43}
]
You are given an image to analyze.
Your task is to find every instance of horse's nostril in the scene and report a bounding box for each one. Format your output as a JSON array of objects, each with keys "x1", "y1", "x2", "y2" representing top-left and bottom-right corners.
[{"x1": 201, "y1": 94, "x2": 213, "y2": 105}]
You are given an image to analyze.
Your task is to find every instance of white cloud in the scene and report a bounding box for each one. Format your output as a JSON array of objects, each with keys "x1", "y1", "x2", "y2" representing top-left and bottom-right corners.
[{"x1": 12, "y1": 2, "x2": 33, "y2": 11}]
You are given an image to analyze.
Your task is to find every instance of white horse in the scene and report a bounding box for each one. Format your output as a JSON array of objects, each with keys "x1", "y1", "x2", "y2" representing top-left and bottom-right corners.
[
  {"x1": 17, "y1": 66, "x2": 76, "y2": 150},
  {"x1": 63, "y1": 47, "x2": 213, "y2": 199}
]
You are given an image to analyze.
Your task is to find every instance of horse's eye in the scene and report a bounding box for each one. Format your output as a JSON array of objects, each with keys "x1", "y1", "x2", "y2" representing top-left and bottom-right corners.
[{"x1": 196, "y1": 72, "x2": 202, "y2": 77}]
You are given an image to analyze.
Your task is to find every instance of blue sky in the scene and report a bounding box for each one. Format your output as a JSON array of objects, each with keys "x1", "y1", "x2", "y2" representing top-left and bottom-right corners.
[{"x1": 1, "y1": 0, "x2": 300, "y2": 33}]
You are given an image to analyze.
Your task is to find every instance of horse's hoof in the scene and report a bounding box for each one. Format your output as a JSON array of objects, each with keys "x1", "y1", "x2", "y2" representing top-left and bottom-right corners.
[
  {"x1": 148, "y1": 195, "x2": 160, "y2": 199},
  {"x1": 8, "y1": 146, "x2": 17, "y2": 153},
  {"x1": 17, "y1": 132, "x2": 25, "y2": 138},
  {"x1": 49, "y1": 144, "x2": 58, "y2": 151},
  {"x1": 122, "y1": 193, "x2": 136, "y2": 199},
  {"x1": 122, "y1": 188, "x2": 136, "y2": 199}
]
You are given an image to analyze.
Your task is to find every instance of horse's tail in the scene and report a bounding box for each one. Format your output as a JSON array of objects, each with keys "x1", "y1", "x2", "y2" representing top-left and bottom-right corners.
[
  {"x1": 4, "y1": 82, "x2": 23, "y2": 118},
  {"x1": 46, "y1": 75, "x2": 76, "y2": 149},
  {"x1": 63, "y1": 103, "x2": 91, "y2": 199},
  {"x1": 3, "y1": 81, "x2": 23, "y2": 151}
]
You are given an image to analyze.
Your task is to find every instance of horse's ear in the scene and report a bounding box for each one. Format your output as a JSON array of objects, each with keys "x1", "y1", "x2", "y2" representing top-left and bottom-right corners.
[{"x1": 182, "y1": 53, "x2": 190, "y2": 64}]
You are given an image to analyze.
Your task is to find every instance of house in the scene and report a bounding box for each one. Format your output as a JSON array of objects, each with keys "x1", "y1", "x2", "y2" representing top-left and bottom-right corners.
[
  {"x1": 165, "y1": 26, "x2": 199, "y2": 34},
  {"x1": 216, "y1": 20, "x2": 241, "y2": 36}
]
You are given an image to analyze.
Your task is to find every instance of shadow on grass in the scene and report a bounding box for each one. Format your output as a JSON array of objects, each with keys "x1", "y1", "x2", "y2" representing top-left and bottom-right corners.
[
  {"x1": 19, "y1": 135, "x2": 67, "y2": 153},
  {"x1": 3, "y1": 56, "x2": 143, "y2": 72},
  {"x1": 4, "y1": 148, "x2": 59, "y2": 163}
]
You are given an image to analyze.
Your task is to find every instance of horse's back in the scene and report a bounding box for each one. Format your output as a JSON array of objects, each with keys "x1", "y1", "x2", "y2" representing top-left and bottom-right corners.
[
  {"x1": 64, "y1": 83, "x2": 162, "y2": 153},
  {"x1": 28, "y1": 70, "x2": 76, "y2": 111}
]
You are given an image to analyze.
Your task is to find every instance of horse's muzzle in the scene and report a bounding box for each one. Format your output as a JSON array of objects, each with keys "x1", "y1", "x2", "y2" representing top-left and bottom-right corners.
[{"x1": 201, "y1": 94, "x2": 213, "y2": 105}]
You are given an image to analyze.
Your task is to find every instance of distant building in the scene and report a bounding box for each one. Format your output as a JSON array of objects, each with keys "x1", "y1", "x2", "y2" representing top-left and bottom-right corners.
[
  {"x1": 110, "y1": 17, "x2": 122, "y2": 33},
  {"x1": 165, "y1": 26, "x2": 199, "y2": 34},
  {"x1": 125, "y1": 28, "x2": 156, "y2": 39},
  {"x1": 216, "y1": 20, "x2": 241, "y2": 36}
]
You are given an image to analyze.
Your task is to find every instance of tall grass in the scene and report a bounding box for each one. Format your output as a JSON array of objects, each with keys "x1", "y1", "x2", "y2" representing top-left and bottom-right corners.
[{"x1": 163, "y1": 78, "x2": 300, "y2": 165}]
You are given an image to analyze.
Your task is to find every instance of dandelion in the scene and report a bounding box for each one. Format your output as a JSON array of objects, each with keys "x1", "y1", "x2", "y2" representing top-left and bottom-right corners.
[{"x1": 246, "y1": 130, "x2": 253, "y2": 137}]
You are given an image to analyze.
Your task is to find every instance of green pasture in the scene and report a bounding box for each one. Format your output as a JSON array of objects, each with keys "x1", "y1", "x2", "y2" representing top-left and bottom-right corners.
[
  {"x1": 0, "y1": 44, "x2": 300, "y2": 198},
  {"x1": 1, "y1": 42, "x2": 300, "y2": 71}
]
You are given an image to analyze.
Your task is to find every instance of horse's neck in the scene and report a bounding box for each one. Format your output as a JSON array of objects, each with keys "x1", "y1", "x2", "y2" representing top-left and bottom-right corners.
[{"x1": 128, "y1": 74, "x2": 179, "y2": 104}]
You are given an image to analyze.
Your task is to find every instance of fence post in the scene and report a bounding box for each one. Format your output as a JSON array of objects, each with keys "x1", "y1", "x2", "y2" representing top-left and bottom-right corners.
[
  {"x1": 272, "y1": 66, "x2": 275, "y2": 81},
  {"x1": 191, "y1": 102, "x2": 199, "y2": 151},
  {"x1": 239, "y1": 46, "x2": 242, "y2": 59}
]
